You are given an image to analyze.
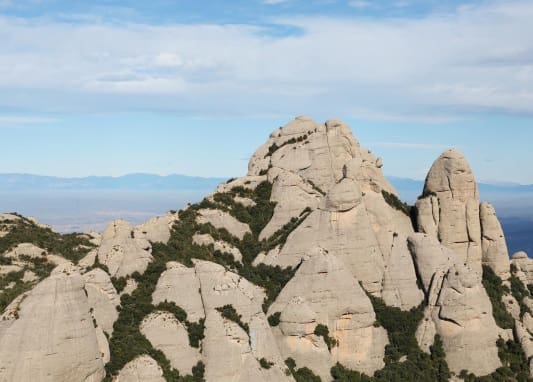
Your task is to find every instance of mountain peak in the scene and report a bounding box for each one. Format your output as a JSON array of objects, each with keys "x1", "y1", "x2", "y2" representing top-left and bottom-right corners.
[{"x1": 0, "y1": 117, "x2": 532, "y2": 381}]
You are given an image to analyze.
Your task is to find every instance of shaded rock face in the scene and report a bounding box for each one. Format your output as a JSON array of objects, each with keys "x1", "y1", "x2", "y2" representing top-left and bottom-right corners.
[
  {"x1": 97, "y1": 219, "x2": 153, "y2": 278},
  {"x1": 0, "y1": 268, "x2": 105, "y2": 382},
  {"x1": 416, "y1": 149, "x2": 482, "y2": 272}
]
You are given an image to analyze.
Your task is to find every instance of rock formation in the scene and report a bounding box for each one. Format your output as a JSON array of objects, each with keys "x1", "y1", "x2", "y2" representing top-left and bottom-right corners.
[
  {"x1": 0, "y1": 116, "x2": 529, "y2": 381},
  {"x1": 416, "y1": 149, "x2": 482, "y2": 272},
  {"x1": 97, "y1": 219, "x2": 153, "y2": 278},
  {"x1": 0, "y1": 266, "x2": 105, "y2": 381}
]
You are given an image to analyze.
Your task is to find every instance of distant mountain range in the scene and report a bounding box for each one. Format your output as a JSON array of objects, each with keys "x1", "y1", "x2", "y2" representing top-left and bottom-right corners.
[
  {"x1": 0, "y1": 173, "x2": 227, "y2": 191},
  {"x1": 1, "y1": 173, "x2": 531, "y2": 197}
]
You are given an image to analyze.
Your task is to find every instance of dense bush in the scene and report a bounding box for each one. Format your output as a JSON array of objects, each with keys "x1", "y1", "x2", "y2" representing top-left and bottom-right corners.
[
  {"x1": 268, "y1": 312, "x2": 281, "y2": 327},
  {"x1": 459, "y1": 338, "x2": 531, "y2": 382},
  {"x1": 381, "y1": 190, "x2": 412, "y2": 216},
  {"x1": 509, "y1": 274, "x2": 532, "y2": 319},
  {"x1": 314, "y1": 324, "x2": 338, "y2": 351},
  {"x1": 0, "y1": 217, "x2": 94, "y2": 263},
  {"x1": 368, "y1": 295, "x2": 424, "y2": 362},
  {"x1": 0, "y1": 217, "x2": 90, "y2": 312},
  {"x1": 285, "y1": 358, "x2": 322, "y2": 382},
  {"x1": 259, "y1": 358, "x2": 274, "y2": 369},
  {"x1": 216, "y1": 304, "x2": 249, "y2": 335},
  {"x1": 331, "y1": 335, "x2": 450, "y2": 382},
  {"x1": 111, "y1": 276, "x2": 127, "y2": 294},
  {"x1": 482, "y1": 265, "x2": 515, "y2": 329}
]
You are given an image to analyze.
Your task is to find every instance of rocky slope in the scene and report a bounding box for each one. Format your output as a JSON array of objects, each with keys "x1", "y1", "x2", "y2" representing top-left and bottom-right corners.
[{"x1": 0, "y1": 117, "x2": 532, "y2": 382}]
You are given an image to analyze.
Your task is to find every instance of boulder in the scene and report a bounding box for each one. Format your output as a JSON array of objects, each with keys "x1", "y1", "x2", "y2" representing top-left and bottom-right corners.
[
  {"x1": 116, "y1": 355, "x2": 165, "y2": 382},
  {"x1": 196, "y1": 209, "x2": 251, "y2": 240},
  {"x1": 134, "y1": 212, "x2": 178, "y2": 244},
  {"x1": 152, "y1": 262, "x2": 205, "y2": 322},
  {"x1": 192, "y1": 233, "x2": 243, "y2": 263},
  {"x1": 97, "y1": 219, "x2": 153, "y2": 278},
  {"x1": 140, "y1": 311, "x2": 200, "y2": 375}
]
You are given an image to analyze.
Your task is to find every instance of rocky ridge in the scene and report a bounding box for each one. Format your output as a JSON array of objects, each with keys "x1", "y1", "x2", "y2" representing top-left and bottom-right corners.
[{"x1": 0, "y1": 116, "x2": 531, "y2": 382}]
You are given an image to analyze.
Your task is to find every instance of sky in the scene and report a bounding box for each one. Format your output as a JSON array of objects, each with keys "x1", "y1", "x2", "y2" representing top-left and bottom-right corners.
[{"x1": 1, "y1": 0, "x2": 533, "y2": 183}]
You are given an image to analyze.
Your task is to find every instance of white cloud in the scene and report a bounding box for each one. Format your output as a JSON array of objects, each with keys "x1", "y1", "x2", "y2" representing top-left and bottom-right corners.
[{"x1": 1, "y1": 1, "x2": 533, "y2": 118}]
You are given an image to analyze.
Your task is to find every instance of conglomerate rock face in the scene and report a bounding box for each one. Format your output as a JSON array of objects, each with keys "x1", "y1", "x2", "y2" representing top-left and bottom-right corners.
[
  {"x1": 0, "y1": 116, "x2": 529, "y2": 382},
  {"x1": 416, "y1": 149, "x2": 482, "y2": 272},
  {"x1": 0, "y1": 265, "x2": 106, "y2": 382}
]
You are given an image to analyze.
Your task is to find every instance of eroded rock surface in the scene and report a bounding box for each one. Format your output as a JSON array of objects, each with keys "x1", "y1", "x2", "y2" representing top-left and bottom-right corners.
[
  {"x1": 97, "y1": 219, "x2": 153, "y2": 278},
  {"x1": 0, "y1": 268, "x2": 105, "y2": 382},
  {"x1": 416, "y1": 149, "x2": 482, "y2": 271},
  {"x1": 116, "y1": 355, "x2": 165, "y2": 382},
  {"x1": 269, "y1": 249, "x2": 388, "y2": 379}
]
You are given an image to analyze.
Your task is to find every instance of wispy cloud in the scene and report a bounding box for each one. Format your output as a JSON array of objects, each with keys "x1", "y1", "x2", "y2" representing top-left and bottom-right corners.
[{"x1": 1, "y1": 1, "x2": 533, "y2": 119}]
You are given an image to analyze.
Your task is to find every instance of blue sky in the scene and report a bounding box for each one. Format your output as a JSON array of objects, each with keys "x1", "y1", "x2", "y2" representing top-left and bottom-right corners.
[{"x1": 1, "y1": 0, "x2": 533, "y2": 183}]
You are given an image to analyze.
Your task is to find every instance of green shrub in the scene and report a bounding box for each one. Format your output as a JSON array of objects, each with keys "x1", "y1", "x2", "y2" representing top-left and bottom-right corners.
[
  {"x1": 368, "y1": 294, "x2": 424, "y2": 362},
  {"x1": 259, "y1": 358, "x2": 274, "y2": 369},
  {"x1": 381, "y1": 190, "x2": 411, "y2": 216},
  {"x1": 482, "y1": 265, "x2": 515, "y2": 329},
  {"x1": 268, "y1": 312, "x2": 281, "y2": 327},
  {"x1": 314, "y1": 324, "x2": 338, "y2": 351},
  {"x1": 285, "y1": 358, "x2": 321, "y2": 382},
  {"x1": 509, "y1": 274, "x2": 531, "y2": 318},
  {"x1": 216, "y1": 304, "x2": 249, "y2": 335},
  {"x1": 111, "y1": 276, "x2": 127, "y2": 294}
]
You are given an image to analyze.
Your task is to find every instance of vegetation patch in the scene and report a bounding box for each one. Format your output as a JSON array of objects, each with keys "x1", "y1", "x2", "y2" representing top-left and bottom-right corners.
[
  {"x1": 268, "y1": 312, "x2": 281, "y2": 327},
  {"x1": 285, "y1": 357, "x2": 322, "y2": 382},
  {"x1": 509, "y1": 274, "x2": 532, "y2": 319},
  {"x1": 482, "y1": 265, "x2": 515, "y2": 329},
  {"x1": 381, "y1": 190, "x2": 412, "y2": 216},
  {"x1": 368, "y1": 295, "x2": 424, "y2": 362},
  {"x1": 105, "y1": 257, "x2": 205, "y2": 381},
  {"x1": 259, "y1": 358, "x2": 274, "y2": 369},
  {"x1": 265, "y1": 134, "x2": 309, "y2": 158},
  {"x1": 314, "y1": 324, "x2": 338, "y2": 351},
  {"x1": 459, "y1": 338, "x2": 531, "y2": 382},
  {"x1": 331, "y1": 335, "x2": 450, "y2": 382},
  {"x1": 0, "y1": 217, "x2": 94, "y2": 264},
  {"x1": 216, "y1": 304, "x2": 250, "y2": 335},
  {"x1": 0, "y1": 216, "x2": 93, "y2": 313}
]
